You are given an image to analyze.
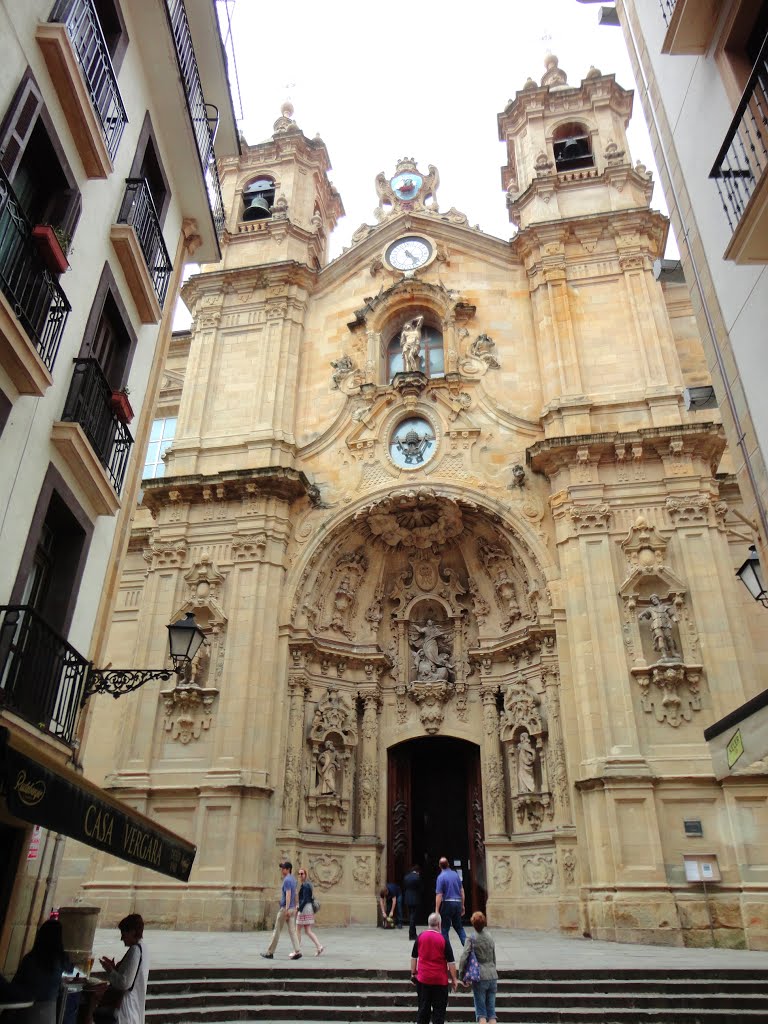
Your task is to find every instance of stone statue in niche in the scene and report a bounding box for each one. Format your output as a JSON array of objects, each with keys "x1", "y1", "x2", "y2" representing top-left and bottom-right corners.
[
  {"x1": 638, "y1": 594, "x2": 679, "y2": 660},
  {"x1": 399, "y1": 316, "x2": 424, "y2": 372},
  {"x1": 316, "y1": 740, "x2": 341, "y2": 795},
  {"x1": 516, "y1": 731, "x2": 537, "y2": 793},
  {"x1": 409, "y1": 620, "x2": 454, "y2": 682}
]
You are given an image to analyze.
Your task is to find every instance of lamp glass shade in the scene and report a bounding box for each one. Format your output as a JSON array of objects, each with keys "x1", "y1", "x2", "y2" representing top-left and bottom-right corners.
[
  {"x1": 735, "y1": 546, "x2": 767, "y2": 603},
  {"x1": 167, "y1": 613, "x2": 205, "y2": 663}
]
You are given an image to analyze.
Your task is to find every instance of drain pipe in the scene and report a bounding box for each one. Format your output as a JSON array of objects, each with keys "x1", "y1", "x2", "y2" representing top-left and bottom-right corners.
[{"x1": 618, "y1": 1, "x2": 768, "y2": 547}]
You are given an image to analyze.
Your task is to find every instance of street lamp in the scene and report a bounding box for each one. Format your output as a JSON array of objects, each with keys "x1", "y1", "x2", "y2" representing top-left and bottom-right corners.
[
  {"x1": 83, "y1": 613, "x2": 207, "y2": 702},
  {"x1": 735, "y1": 546, "x2": 768, "y2": 608}
]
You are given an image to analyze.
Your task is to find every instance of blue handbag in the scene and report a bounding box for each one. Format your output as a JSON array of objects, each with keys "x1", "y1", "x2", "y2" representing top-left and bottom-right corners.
[{"x1": 462, "y1": 938, "x2": 481, "y2": 983}]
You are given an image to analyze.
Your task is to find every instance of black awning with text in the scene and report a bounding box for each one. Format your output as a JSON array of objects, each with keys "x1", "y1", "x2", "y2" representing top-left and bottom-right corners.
[{"x1": 0, "y1": 727, "x2": 195, "y2": 881}]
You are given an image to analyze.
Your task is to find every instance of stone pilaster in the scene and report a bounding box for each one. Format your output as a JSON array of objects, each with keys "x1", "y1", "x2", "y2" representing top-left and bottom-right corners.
[
  {"x1": 358, "y1": 686, "x2": 382, "y2": 837},
  {"x1": 479, "y1": 683, "x2": 506, "y2": 837},
  {"x1": 281, "y1": 671, "x2": 309, "y2": 829}
]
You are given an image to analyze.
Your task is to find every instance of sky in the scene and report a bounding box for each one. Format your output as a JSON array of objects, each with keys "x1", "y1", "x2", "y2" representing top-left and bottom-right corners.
[{"x1": 178, "y1": 0, "x2": 675, "y2": 327}]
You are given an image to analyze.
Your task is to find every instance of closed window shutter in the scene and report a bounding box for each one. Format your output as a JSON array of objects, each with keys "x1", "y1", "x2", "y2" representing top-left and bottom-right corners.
[{"x1": 0, "y1": 75, "x2": 44, "y2": 179}]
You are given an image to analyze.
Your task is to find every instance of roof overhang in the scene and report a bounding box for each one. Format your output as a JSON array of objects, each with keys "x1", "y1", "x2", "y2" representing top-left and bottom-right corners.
[{"x1": 704, "y1": 689, "x2": 768, "y2": 780}]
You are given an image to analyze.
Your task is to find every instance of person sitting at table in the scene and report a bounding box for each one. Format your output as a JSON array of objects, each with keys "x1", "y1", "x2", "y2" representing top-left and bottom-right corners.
[{"x1": 5, "y1": 919, "x2": 71, "y2": 1023}]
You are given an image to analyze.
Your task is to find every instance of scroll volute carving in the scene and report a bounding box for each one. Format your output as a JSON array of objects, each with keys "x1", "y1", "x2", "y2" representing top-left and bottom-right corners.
[
  {"x1": 499, "y1": 681, "x2": 553, "y2": 832},
  {"x1": 306, "y1": 685, "x2": 358, "y2": 833},
  {"x1": 618, "y1": 517, "x2": 704, "y2": 728}
]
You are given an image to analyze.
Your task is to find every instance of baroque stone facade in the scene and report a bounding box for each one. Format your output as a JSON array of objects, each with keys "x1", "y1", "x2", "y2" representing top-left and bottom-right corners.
[{"x1": 61, "y1": 61, "x2": 768, "y2": 948}]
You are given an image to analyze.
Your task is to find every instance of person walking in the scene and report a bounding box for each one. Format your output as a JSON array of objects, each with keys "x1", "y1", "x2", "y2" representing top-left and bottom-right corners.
[
  {"x1": 296, "y1": 867, "x2": 324, "y2": 956},
  {"x1": 458, "y1": 911, "x2": 498, "y2": 1024},
  {"x1": 435, "y1": 856, "x2": 466, "y2": 946},
  {"x1": 403, "y1": 864, "x2": 423, "y2": 940},
  {"x1": 410, "y1": 911, "x2": 458, "y2": 1024},
  {"x1": 96, "y1": 913, "x2": 149, "y2": 1024},
  {"x1": 261, "y1": 861, "x2": 302, "y2": 960}
]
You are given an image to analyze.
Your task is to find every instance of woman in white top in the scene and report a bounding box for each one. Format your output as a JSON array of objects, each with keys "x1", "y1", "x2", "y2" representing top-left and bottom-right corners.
[{"x1": 97, "y1": 913, "x2": 149, "y2": 1024}]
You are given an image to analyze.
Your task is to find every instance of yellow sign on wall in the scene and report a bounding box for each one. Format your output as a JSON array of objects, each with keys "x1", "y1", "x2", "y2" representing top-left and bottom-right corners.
[{"x1": 726, "y1": 729, "x2": 745, "y2": 769}]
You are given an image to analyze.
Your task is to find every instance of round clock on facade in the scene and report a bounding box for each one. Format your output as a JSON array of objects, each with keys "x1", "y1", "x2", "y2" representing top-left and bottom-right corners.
[
  {"x1": 389, "y1": 417, "x2": 437, "y2": 469},
  {"x1": 385, "y1": 236, "x2": 433, "y2": 272}
]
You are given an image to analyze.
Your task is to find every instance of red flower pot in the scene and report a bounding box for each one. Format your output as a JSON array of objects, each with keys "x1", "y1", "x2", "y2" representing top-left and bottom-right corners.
[
  {"x1": 110, "y1": 391, "x2": 134, "y2": 425},
  {"x1": 32, "y1": 225, "x2": 69, "y2": 275}
]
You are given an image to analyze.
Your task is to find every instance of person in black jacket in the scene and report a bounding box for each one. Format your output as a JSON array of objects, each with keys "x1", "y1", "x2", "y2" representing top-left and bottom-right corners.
[
  {"x1": 296, "y1": 867, "x2": 324, "y2": 956},
  {"x1": 402, "y1": 864, "x2": 423, "y2": 941}
]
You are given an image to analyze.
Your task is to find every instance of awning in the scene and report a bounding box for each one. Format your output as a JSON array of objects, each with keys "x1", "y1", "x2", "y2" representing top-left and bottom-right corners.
[
  {"x1": 0, "y1": 727, "x2": 195, "y2": 881},
  {"x1": 704, "y1": 688, "x2": 768, "y2": 781}
]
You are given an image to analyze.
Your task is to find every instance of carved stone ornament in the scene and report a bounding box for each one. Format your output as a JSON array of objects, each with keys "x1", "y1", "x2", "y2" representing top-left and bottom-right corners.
[
  {"x1": 522, "y1": 853, "x2": 555, "y2": 892},
  {"x1": 500, "y1": 682, "x2": 553, "y2": 831},
  {"x1": 161, "y1": 680, "x2": 218, "y2": 744},
  {"x1": 305, "y1": 685, "x2": 358, "y2": 832},
  {"x1": 330, "y1": 354, "x2": 362, "y2": 392},
  {"x1": 358, "y1": 491, "x2": 464, "y2": 551},
  {"x1": 353, "y1": 856, "x2": 373, "y2": 888},
  {"x1": 459, "y1": 333, "x2": 501, "y2": 376},
  {"x1": 477, "y1": 538, "x2": 534, "y2": 629},
  {"x1": 618, "y1": 517, "x2": 705, "y2": 726},
  {"x1": 308, "y1": 854, "x2": 343, "y2": 890},
  {"x1": 493, "y1": 856, "x2": 513, "y2": 889},
  {"x1": 374, "y1": 158, "x2": 440, "y2": 222},
  {"x1": 320, "y1": 547, "x2": 368, "y2": 638},
  {"x1": 561, "y1": 848, "x2": 577, "y2": 886}
]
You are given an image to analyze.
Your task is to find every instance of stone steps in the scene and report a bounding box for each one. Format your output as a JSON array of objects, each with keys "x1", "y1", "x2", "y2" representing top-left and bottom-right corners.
[{"x1": 144, "y1": 968, "x2": 768, "y2": 1023}]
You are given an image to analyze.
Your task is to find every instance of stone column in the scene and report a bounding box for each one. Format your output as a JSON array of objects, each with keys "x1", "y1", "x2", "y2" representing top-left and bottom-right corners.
[
  {"x1": 479, "y1": 683, "x2": 506, "y2": 837},
  {"x1": 281, "y1": 672, "x2": 309, "y2": 830},
  {"x1": 358, "y1": 686, "x2": 381, "y2": 838},
  {"x1": 543, "y1": 667, "x2": 572, "y2": 826}
]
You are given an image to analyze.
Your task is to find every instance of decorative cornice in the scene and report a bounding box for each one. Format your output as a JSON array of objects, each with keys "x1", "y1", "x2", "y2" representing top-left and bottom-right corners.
[
  {"x1": 141, "y1": 467, "x2": 312, "y2": 515},
  {"x1": 527, "y1": 423, "x2": 726, "y2": 477}
]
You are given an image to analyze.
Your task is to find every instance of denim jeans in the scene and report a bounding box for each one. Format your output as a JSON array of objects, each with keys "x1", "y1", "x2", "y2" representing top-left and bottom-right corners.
[
  {"x1": 439, "y1": 900, "x2": 466, "y2": 945},
  {"x1": 472, "y1": 978, "x2": 497, "y2": 1021}
]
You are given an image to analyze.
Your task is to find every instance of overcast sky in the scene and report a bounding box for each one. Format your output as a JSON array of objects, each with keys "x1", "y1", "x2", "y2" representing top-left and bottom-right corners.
[{"x1": 178, "y1": 1, "x2": 674, "y2": 327}]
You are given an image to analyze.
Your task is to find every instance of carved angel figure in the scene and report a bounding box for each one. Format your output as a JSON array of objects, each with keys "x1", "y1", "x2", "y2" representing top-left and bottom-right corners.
[
  {"x1": 409, "y1": 619, "x2": 454, "y2": 682},
  {"x1": 330, "y1": 354, "x2": 354, "y2": 389}
]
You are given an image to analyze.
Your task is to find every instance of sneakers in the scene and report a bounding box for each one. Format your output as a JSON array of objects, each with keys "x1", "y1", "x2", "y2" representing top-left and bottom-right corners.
[
  {"x1": 289, "y1": 951, "x2": 302, "y2": 960},
  {"x1": 315, "y1": 946, "x2": 324, "y2": 957},
  {"x1": 260, "y1": 953, "x2": 273, "y2": 959}
]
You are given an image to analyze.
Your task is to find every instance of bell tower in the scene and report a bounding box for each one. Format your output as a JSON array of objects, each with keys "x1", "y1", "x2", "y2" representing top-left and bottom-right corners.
[
  {"x1": 216, "y1": 102, "x2": 344, "y2": 271},
  {"x1": 498, "y1": 56, "x2": 653, "y2": 229}
]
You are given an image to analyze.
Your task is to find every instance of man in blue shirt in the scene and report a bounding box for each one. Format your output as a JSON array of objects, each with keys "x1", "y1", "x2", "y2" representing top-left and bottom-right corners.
[
  {"x1": 261, "y1": 861, "x2": 302, "y2": 960},
  {"x1": 435, "y1": 856, "x2": 466, "y2": 945}
]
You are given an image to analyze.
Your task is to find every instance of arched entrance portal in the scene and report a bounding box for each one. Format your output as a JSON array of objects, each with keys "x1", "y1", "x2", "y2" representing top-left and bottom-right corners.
[{"x1": 387, "y1": 736, "x2": 486, "y2": 924}]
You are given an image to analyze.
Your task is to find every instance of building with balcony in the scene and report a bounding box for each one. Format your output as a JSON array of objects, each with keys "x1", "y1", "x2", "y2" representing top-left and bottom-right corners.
[
  {"x1": 0, "y1": 0, "x2": 238, "y2": 972},
  {"x1": 609, "y1": 0, "x2": 768, "y2": 566}
]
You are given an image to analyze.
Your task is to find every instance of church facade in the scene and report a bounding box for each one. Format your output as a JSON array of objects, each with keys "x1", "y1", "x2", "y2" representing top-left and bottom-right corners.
[{"x1": 64, "y1": 59, "x2": 768, "y2": 948}]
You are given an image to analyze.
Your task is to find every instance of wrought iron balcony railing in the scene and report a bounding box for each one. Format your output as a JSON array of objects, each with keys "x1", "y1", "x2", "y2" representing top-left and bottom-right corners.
[
  {"x1": 49, "y1": 0, "x2": 128, "y2": 163},
  {"x1": 710, "y1": 35, "x2": 768, "y2": 233},
  {"x1": 0, "y1": 605, "x2": 88, "y2": 744},
  {"x1": 61, "y1": 358, "x2": 134, "y2": 494},
  {"x1": 659, "y1": 0, "x2": 676, "y2": 27},
  {"x1": 0, "y1": 164, "x2": 71, "y2": 371},
  {"x1": 116, "y1": 179, "x2": 173, "y2": 308},
  {"x1": 164, "y1": 0, "x2": 226, "y2": 234}
]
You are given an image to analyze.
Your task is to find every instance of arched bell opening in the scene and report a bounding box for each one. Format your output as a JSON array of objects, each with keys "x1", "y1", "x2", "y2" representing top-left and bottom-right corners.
[
  {"x1": 552, "y1": 121, "x2": 594, "y2": 172},
  {"x1": 241, "y1": 176, "x2": 276, "y2": 221},
  {"x1": 387, "y1": 735, "x2": 486, "y2": 924}
]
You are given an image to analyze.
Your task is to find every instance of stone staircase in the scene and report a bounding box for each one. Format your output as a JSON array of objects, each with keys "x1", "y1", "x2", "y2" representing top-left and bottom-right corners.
[{"x1": 145, "y1": 966, "x2": 768, "y2": 1022}]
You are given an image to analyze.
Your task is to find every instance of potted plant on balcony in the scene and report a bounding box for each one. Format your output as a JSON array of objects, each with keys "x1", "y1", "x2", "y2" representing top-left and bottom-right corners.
[
  {"x1": 110, "y1": 387, "x2": 134, "y2": 425},
  {"x1": 31, "y1": 224, "x2": 71, "y2": 274}
]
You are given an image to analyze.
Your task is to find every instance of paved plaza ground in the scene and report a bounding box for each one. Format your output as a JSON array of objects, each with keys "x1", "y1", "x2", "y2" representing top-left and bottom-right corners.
[{"x1": 94, "y1": 924, "x2": 768, "y2": 973}]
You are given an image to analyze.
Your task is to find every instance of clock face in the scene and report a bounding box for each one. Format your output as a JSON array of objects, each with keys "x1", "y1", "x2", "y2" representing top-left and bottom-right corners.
[
  {"x1": 390, "y1": 171, "x2": 423, "y2": 200},
  {"x1": 386, "y1": 237, "x2": 433, "y2": 272}
]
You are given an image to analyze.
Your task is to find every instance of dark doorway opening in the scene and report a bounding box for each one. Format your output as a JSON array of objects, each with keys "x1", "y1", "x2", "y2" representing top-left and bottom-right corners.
[{"x1": 387, "y1": 736, "x2": 486, "y2": 925}]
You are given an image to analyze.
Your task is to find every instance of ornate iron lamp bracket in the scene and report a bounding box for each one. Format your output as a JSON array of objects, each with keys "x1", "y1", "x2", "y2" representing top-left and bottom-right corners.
[{"x1": 82, "y1": 667, "x2": 175, "y2": 705}]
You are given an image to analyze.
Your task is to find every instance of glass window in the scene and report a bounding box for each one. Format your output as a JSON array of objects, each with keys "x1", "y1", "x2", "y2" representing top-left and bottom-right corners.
[
  {"x1": 387, "y1": 325, "x2": 444, "y2": 381},
  {"x1": 142, "y1": 417, "x2": 176, "y2": 479}
]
